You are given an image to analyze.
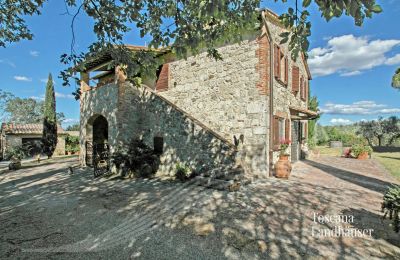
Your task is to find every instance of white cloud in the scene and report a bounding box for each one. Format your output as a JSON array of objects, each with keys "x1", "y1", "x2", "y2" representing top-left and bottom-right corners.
[
  {"x1": 55, "y1": 92, "x2": 74, "y2": 99},
  {"x1": 330, "y1": 118, "x2": 353, "y2": 125},
  {"x1": 0, "y1": 59, "x2": 16, "y2": 68},
  {"x1": 321, "y1": 100, "x2": 400, "y2": 115},
  {"x1": 30, "y1": 51, "x2": 39, "y2": 57},
  {"x1": 29, "y1": 95, "x2": 45, "y2": 101},
  {"x1": 385, "y1": 54, "x2": 400, "y2": 65},
  {"x1": 63, "y1": 118, "x2": 79, "y2": 123},
  {"x1": 340, "y1": 71, "x2": 362, "y2": 77},
  {"x1": 308, "y1": 34, "x2": 400, "y2": 77},
  {"x1": 14, "y1": 75, "x2": 32, "y2": 82}
]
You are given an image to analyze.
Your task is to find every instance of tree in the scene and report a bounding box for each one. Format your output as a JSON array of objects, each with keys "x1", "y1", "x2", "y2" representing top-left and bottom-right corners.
[
  {"x1": 392, "y1": 68, "x2": 400, "y2": 89},
  {"x1": 357, "y1": 117, "x2": 400, "y2": 146},
  {"x1": 0, "y1": 89, "x2": 15, "y2": 121},
  {"x1": 383, "y1": 116, "x2": 400, "y2": 145},
  {"x1": 3, "y1": 97, "x2": 65, "y2": 124},
  {"x1": 0, "y1": 1, "x2": 383, "y2": 92},
  {"x1": 4, "y1": 97, "x2": 43, "y2": 123},
  {"x1": 66, "y1": 123, "x2": 79, "y2": 131},
  {"x1": 42, "y1": 73, "x2": 57, "y2": 158},
  {"x1": 307, "y1": 83, "x2": 319, "y2": 146}
]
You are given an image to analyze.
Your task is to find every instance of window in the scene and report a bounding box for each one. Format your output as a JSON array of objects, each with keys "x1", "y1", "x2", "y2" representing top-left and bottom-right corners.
[
  {"x1": 153, "y1": 136, "x2": 164, "y2": 154},
  {"x1": 274, "y1": 44, "x2": 288, "y2": 86},
  {"x1": 273, "y1": 116, "x2": 290, "y2": 149}
]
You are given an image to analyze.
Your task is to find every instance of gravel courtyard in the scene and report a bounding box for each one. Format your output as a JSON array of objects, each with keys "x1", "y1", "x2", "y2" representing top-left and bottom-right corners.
[{"x1": 1, "y1": 156, "x2": 400, "y2": 259}]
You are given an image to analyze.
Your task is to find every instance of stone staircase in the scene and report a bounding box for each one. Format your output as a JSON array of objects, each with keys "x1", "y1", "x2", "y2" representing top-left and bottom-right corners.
[{"x1": 192, "y1": 165, "x2": 251, "y2": 192}]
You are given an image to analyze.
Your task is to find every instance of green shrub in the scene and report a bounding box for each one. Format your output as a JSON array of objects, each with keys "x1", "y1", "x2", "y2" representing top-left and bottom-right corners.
[
  {"x1": 65, "y1": 135, "x2": 79, "y2": 153},
  {"x1": 4, "y1": 145, "x2": 28, "y2": 161},
  {"x1": 382, "y1": 185, "x2": 400, "y2": 232},
  {"x1": 111, "y1": 139, "x2": 160, "y2": 178},
  {"x1": 175, "y1": 162, "x2": 192, "y2": 182},
  {"x1": 351, "y1": 143, "x2": 373, "y2": 157}
]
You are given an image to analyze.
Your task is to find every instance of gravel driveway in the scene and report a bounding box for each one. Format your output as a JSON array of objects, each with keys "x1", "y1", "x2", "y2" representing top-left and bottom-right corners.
[{"x1": 1, "y1": 156, "x2": 399, "y2": 259}]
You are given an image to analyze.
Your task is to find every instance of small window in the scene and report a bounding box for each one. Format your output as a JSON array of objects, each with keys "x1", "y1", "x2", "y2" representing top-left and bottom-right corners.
[{"x1": 153, "y1": 136, "x2": 164, "y2": 154}]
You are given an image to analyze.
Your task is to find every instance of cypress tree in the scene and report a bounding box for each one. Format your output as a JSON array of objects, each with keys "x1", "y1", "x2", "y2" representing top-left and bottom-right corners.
[{"x1": 42, "y1": 73, "x2": 57, "y2": 158}]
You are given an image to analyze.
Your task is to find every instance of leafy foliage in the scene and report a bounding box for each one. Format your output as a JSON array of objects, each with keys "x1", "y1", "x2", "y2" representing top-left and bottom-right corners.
[
  {"x1": 66, "y1": 124, "x2": 80, "y2": 131},
  {"x1": 278, "y1": 0, "x2": 382, "y2": 59},
  {"x1": 0, "y1": 1, "x2": 382, "y2": 92},
  {"x1": 315, "y1": 124, "x2": 362, "y2": 146},
  {"x1": 65, "y1": 135, "x2": 79, "y2": 153},
  {"x1": 307, "y1": 87, "x2": 320, "y2": 147},
  {"x1": 382, "y1": 185, "x2": 400, "y2": 233},
  {"x1": 350, "y1": 143, "x2": 372, "y2": 157},
  {"x1": 111, "y1": 139, "x2": 160, "y2": 178},
  {"x1": 2, "y1": 94, "x2": 65, "y2": 124},
  {"x1": 42, "y1": 74, "x2": 58, "y2": 158},
  {"x1": 357, "y1": 116, "x2": 400, "y2": 146},
  {"x1": 4, "y1": 145, "x2": 29, "y2": 161},
  {"x1": 392, "y1": 68, "x2": 400, "y2": 89},
  {"x1": 175, "y1": 162, "x2": 193, "y2": 182}
]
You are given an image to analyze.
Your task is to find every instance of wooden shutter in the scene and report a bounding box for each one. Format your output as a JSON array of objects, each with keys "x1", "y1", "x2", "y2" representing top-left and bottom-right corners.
[
  {"x1": 292, "y1": 66, "x2": 299, "y2": 94},
  {"x1": 305, "y1": 80, "x2": 309, "y2": 102},
  {"x1": 304, "y1": 122, "x2": 308, "y2": 139},
  {"x1": 155, "y1": 63, "x2": 169, "y2": 92},
  {"x1": 284, "y1": 57, "x2": 288, "y2": 85},
  {"x1": 300, "y1": 76, "x2": 303, "y2": 99},
  {"x1": 285, "y1": 119, "x2": 290, "y2": 140},
  {"x1": 273, "y1": 116, "x2": 280, "y2": 149},
  {"x1": 274, "y1": 45, "x2": 280, "y2": 79}
]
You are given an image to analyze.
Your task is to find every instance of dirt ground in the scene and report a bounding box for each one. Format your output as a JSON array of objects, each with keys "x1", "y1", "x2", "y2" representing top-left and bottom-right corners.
[{"x1": 1, "y1": 156, "x2": 399, "y2": 259}]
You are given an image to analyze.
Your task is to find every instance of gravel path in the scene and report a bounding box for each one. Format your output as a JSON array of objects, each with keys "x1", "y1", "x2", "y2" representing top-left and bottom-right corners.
[{"x1": 0, "y1": 156, "x2": 399, "y2": 259}]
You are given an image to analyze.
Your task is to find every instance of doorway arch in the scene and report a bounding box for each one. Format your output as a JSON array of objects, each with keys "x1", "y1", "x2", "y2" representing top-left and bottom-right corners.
[{"x1": 85, "y1": 114, "x2": 109, "y2": 167}]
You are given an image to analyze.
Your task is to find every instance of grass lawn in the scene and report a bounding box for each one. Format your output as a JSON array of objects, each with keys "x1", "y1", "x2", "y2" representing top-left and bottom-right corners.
[
  {"x1": 314, "y1": 146, "x2": 400, "y2": 180},
  {"x1": 373, "y1": 152, "x2": 400, "y2": 180}
]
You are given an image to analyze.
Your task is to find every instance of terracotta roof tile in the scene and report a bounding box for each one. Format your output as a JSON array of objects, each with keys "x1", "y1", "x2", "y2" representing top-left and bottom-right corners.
[{"x1": 1, "y1": 123, "x2": 65, "y2": 135}]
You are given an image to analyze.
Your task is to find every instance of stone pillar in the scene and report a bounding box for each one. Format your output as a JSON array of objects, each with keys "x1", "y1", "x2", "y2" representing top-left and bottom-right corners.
[{"x1": 80, "y1": 72, "x2": 91, "y2": 93}]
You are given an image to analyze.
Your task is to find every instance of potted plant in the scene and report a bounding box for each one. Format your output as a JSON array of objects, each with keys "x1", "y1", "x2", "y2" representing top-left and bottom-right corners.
[
  {"x1": 275, "y1": 139, "x2": 292, "y2": 179},
  {"x1": 279, "y1": 139, "x2": 291, "y2": 160},
  {"x1": 351, "y1": 143, "x2": 372, "y2": 160}
]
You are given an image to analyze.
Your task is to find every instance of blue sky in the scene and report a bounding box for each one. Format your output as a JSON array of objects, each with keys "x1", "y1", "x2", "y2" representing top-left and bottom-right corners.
[{"x1": 0, "y1": 0, "x2": 399, "y2": 127}]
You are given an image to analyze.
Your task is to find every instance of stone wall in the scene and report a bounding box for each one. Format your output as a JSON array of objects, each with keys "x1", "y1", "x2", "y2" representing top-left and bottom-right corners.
[
  {"x1": 2, "y1": 134, "x2": 65, "y2": 157},
  {"x1": 79, "y1": 83, "x2": 119, "y2": 165},
  {"x1": 158, "y1": 35, "x2": 270, "y2": 176},
  {"x1": 266, "y1": 16, "x2": 310, "y2": 164},
  {"x1": 112, "y1": 83, "x2": 238, "y2": 176}
]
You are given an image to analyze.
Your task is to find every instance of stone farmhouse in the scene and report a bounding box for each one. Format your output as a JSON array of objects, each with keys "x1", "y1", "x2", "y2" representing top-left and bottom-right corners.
[
  {"x1": 0, "y1": 123, "x2": 67, "y2": 159},
  {"x1": 78, "y1": 10, "x2": 317, "y2": 178}
]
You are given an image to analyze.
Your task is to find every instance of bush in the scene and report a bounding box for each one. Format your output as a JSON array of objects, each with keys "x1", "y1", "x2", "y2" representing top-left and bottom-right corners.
[
  {"x1": 175, "y1": 162, "x2": 192, "y2": 182},
  {"x1": 4, "y1": 145, "x2": 28, "y2": 161},
  {"x1": 65, "y1": 135, "x2": 79, "y2": 153},
  {"x1": 351, "y1": 143, "x2": 373, "y2": 157},
  {"x1": 382, "y1": 185, "x2": 400, "y2": 232},
  {"x1": 111, "y1": 139, "x2": 160, "y2": 178}
]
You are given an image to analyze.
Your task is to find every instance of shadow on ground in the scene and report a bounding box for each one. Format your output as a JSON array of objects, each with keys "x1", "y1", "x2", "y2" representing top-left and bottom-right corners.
[{"x1": 1, "y1": 156, "x2": 399, "y2": 259}]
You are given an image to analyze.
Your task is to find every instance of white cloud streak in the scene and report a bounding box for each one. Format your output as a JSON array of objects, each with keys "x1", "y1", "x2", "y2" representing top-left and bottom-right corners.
[
  {"x1": 321, "y1": 101, "x2": 400, "y2": 115},
  {"x1": 14, "y1": 75, "x2": 32, "y2": 82},
  {"x1": 308, "y1": 35, "x2": 400, "y2": 77},
  {"x1": 55, "y1": 92, "x2": 74, "y2": 99},
  {"x1": 330, "y1": 118, "x2": 353, "y2": 125},
  {"x1": 30, "y1": 51, "x2": 39, "y2": 57},
  {"x1": 0, "y1": 59, "x2": 16, "y2": 68}
]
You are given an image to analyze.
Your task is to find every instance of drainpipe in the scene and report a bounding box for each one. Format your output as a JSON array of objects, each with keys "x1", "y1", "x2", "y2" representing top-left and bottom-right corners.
[{"x1": 260, "y1": 10, "x2": 274, "y2": 177}]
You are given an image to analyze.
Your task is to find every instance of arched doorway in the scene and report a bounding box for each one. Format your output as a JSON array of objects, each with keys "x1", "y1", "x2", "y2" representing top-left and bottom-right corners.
[
  {"x1": 92, "y1": 115, "x2": 108, "y2": 145},
  {"x1": 85, "y1": 114, "x2": 109, "y2": 168}
]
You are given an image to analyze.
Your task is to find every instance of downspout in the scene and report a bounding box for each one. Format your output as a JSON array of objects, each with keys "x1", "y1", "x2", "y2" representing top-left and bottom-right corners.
[{"x1": 261, "y1": 10, "x2": 275, "y2": 177}]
